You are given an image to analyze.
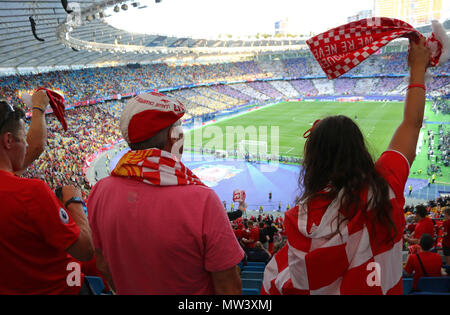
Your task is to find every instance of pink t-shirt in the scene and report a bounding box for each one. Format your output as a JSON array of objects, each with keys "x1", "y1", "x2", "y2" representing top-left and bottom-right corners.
[{"x1": 87, "y1": 176, "x2": 244, "y2": 295}]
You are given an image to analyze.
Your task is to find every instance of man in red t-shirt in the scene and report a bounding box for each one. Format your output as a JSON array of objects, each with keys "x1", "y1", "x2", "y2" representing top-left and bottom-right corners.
[
  {"x1": 0, "y1": 95, "x2": 94, "y2": 294},
  {"x1": 441, "y1": 207, "x2": 450, "y2": 266},
  {"x1": 242, "y1": 221, "x2": 260, "y2": 249},
  {"x1": 404, "y1": 234, "x2": 445, "y2": 290},
  {"x1": 405, "y1": 204, "x2": 435, "y2": 245}
]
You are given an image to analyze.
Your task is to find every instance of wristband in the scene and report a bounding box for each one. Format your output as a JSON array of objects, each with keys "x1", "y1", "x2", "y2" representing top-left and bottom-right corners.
[
  {"x1": 32, "y1": 107, "x2": 45, "y2": 113},
  {"x1": 407, "y1": 84, "x2": 426, "y2": 91},
  {"x1": 65, "y1": 197, "x2": 85, "y2": 208}
]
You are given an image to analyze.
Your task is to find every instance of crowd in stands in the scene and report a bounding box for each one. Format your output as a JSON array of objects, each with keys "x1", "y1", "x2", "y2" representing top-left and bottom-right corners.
[
  {"x1": 230, "y1": 212, "x2": 286, "y2": 264},
  {"x1": 402, "y1": 196, "x2": 450, "y2": 291},
  {"x1": 404, "y1": 196, "x2": 450, "y2": 246},
  {"x1": 23, "y1": 102, "x2": 122, "y2": 199},
  {"x1": 0, "y1": 52, "x2": 442, "y2": 204},
  {"x1": 1, "y1": 52, "x2": 448, "y2": 123},
  {"x1": 0, "y1": 53, "x2": 445, "y2": 204},
  {"x1": 247, "y1": 81, "x2": 285, "y2": 99},
  {"x1": 289, "y1": 79, "x2": 318, "y2": 96}
]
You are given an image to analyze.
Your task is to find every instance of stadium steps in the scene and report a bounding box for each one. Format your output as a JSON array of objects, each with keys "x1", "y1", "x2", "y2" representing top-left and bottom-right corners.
[{"x1": 240, "y1": 264, "x2": 265, "y2": 295}]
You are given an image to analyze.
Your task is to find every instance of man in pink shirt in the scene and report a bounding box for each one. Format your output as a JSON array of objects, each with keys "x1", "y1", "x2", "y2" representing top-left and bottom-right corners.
[{"x1": 87, "y1": 92, "x2": 244, "y2": 294}]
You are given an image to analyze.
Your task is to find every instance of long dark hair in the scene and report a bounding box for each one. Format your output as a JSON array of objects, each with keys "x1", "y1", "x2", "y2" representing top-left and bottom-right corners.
[{"x1": 298, "y1": 115, "x2": 396, "y2": 241}]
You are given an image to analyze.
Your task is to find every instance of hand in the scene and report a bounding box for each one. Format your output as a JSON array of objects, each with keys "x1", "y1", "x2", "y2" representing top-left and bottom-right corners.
[
  {"x1": 408, "y1": 36, "x2": 430, "y2": 72},
  {"x1": 32, "y1": 90, "x2": 50, "y2": 112},
  {"x1": 61, "y1": 185, "x2": 82, "y2": 207}
]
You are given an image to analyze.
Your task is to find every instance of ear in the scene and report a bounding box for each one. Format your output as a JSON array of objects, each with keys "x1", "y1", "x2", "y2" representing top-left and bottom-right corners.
[{"x1": 0, "y1": 132, "x2": 14, "y2": 149}]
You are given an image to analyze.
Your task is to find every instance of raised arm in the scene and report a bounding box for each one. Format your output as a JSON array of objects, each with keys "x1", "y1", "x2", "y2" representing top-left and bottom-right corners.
[
  {"x1": 388, "y1": 37, "x2": 431, "y2": 167},
  {"x1": 15, "y1": 90, "x2": 49, "y2": 175}
]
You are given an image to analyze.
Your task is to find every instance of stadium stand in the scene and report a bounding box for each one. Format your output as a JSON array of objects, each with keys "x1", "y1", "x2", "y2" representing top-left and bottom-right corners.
[
  {"x1": 1, "y1": 44, "x2": 449, "y2": 295},
  {"x1": 268, "y1": 81, "x2": 300, "y2": 98}
]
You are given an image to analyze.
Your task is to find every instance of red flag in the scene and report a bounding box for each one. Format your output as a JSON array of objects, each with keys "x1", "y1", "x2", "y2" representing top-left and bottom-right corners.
[{"x1": 36, "y1": 87, "x2": 68, "y2": 131}]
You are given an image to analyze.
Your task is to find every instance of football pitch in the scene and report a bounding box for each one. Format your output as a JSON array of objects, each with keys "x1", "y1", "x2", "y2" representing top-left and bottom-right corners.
[{"x1": 184, "y1": 100, "x2": 449, "y2": 183}]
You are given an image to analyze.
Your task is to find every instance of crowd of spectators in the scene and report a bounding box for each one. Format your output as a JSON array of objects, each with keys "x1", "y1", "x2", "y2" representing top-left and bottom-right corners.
[
  {"x1": 23, "y1": 102, "x2": 122, "y2": 199},
  {"x1": 0, "y1": 53, "x2": 443, "y2": 206},
  {"x1": 247, "y1": 81, "x2": 285, "y2": 99},
  {"x1": 230, "y1": 212, "x2": 286, "y2": 263},
  {"x1": 1, "y1": 53, "x2": 448, "y2": 120},
  {"x1": 403, "y1": 196, "x2": 450, "y2": 282}
]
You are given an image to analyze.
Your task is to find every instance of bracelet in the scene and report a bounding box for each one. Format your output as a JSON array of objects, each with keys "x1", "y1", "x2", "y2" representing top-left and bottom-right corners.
[
  {"x1": 407, "y1": 84, "x2": 426, "y2": 91},
  {"x1": 32, "y1": 107, "x2": 45, "y2": 113}
]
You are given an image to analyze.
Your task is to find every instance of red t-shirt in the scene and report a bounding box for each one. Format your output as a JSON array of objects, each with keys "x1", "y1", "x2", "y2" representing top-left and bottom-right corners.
[
  {"x1": 247, "y1": 227, "x2": 260, "y2": 248},
  {"x1": 406, "y1": 223, "x2": 416, "y2": 234},
  {"x1": 442, "y1": 219, "x2": 450, "y2": 248},
  {"x1": 404, "y1": 251, "x2": 442, "y2": 289},
  {"x1": 88, "y1": 176, "x2": 244, "y2": 294},
  {"x1": 0, "y1": 170, "x2": 82, "y2": 294},
  {"x1": 414, "y1": 217, "x2": 434, "y2": 240}
]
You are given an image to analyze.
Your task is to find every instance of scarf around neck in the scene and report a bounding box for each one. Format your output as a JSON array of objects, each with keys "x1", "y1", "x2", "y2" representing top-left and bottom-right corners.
[{"x1": 111, "y1": 148, "x2": 205, "y2": 187}]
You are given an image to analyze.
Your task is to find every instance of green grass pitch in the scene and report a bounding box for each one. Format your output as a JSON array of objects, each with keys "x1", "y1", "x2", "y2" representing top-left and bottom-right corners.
[{"x1": 184, "y1": 100, "x2": 449, "y2": 183}]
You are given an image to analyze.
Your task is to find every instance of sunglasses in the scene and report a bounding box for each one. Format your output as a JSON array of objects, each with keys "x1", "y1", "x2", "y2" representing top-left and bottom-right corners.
[{"x1": 0, "y1": 101, "x2": 15, "y2": 131}]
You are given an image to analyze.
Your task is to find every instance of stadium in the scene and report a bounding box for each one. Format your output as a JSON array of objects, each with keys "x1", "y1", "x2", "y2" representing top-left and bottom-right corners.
[{"x1": 0, "y1": 0, "x2": 449, "y2": 298}]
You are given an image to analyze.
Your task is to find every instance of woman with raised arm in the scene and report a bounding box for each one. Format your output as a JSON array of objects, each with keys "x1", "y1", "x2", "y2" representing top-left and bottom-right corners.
[{"x1": 262, "y1": 38, "x2": 430, "y2": 295}]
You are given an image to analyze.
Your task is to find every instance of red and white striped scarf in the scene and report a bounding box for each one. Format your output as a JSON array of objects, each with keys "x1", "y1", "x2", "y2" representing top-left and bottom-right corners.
[
  {"x1": 307, "y1": 17, "x2": 449, "y2": 79},
  {"x1": 262, "y1": 189, "x2": 404, "y2": 295},
  {"x1": 111, "y1": 148, "x2": 205, "y2": 187}
]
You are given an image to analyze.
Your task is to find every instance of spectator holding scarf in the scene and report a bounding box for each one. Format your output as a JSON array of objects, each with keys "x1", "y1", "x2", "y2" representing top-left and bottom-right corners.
[
  {"x1": 87, "y1": 92, "x2": 244, "y2": 294},
  {"x1": 262, "y1": 37, "x2": 431, "y2": 295},
  {"x1": 0, "y1": 91, "x2": 94, "y2": 294}
]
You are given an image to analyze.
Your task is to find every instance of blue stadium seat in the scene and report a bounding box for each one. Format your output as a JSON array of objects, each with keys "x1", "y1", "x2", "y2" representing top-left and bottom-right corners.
[
  {"x1": 416, "y1": 277, "x2": 450, "y2": 293},
  {"x1": 403, "y1": 278, "x2": 414, "y2": 295},
  {"x1": 242, "y1": 279, "x2": 263, "y2": 290},
  {"x1": 241, "y1": 271, "x2": 264, "y2": 280},
  {"x1": 242, "y1": 288, "x2": 260, "y2": 295},
  {"x1": 242, "y1": 265, "x2": 265, "y2": 272},
  {"x1": 246, "y1": 262, "x2": 266, "y2": 267},
  {"x1": 85, "y1": 276, "x2": 106, "y2": 295}
]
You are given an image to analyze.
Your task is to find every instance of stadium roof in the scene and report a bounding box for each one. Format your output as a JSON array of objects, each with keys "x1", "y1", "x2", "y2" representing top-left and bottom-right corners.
[
  {"x1": 0, "y1": 1, "x2": 448, "y2": 73},
  {"x1": 0, "y1": 0, "x2": 309, "y2": 72}
]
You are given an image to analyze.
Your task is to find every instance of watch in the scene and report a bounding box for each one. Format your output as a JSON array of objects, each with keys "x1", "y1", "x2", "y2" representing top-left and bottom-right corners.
[{"x1": 65, "y1": 197, "x2": 85, "y2": 208}]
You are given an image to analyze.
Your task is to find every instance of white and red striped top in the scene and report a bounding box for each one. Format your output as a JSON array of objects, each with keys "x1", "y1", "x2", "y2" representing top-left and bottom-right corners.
[{"x1": 262, "y1": 150, "x2": 409, "y2": 295}]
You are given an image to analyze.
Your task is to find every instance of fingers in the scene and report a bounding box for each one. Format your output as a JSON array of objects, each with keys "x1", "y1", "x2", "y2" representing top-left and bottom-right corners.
[
  {"x1": 32, "y1": 90, "x2": 50, "y2": 110},
  {"x1": 410, "y1": 35, "x2": 426, "y2": 48},
  {"x1": 408, "y1": 36, "x2": 430, "y2": 71}
]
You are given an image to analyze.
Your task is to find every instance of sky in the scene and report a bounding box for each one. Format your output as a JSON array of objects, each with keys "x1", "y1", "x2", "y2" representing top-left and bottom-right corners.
[{"x1": 106, "y1": 0, "x2": 377, "y2": 38}]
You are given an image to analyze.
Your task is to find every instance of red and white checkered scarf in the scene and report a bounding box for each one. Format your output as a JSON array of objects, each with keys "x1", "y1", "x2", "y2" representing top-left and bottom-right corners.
[
  {"x1": 307, "y1": 17, "x2": 449, "y2": 79},
  {"x1": 111, "y1": 148, "x2": 205, "y2": 187},
  {"x1": 261, "y1": 189, "x2": 404, "y2": 295}
]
